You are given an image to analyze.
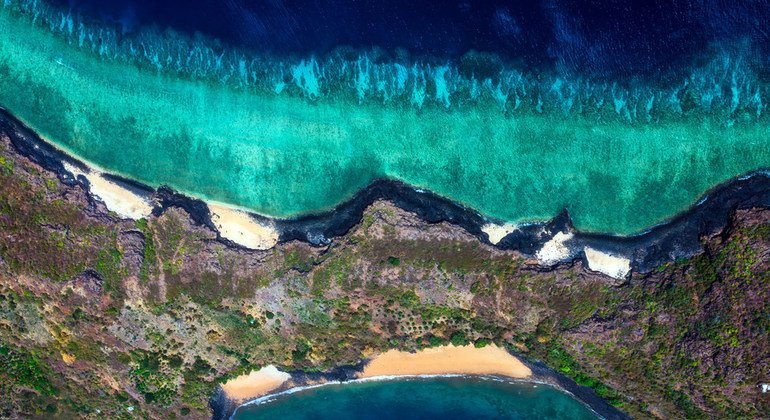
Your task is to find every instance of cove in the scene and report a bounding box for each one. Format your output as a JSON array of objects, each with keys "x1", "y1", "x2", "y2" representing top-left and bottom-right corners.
[
  {"x1": 1, "y1": 1, "x2": 769, "y2": 235},
  {"x1": 233, "y1": 378, "x2": 599, "y2": 420}
]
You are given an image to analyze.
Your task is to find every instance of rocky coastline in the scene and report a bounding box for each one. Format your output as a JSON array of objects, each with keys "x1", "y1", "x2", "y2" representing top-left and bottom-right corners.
[{"x1": 3, "y1": 107, "x2": 769, "y2": 276}]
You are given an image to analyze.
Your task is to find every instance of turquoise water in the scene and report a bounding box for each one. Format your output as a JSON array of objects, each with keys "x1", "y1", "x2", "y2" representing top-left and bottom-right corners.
[
  {"x1": 234, "y1": 378, "x2": 598, "y2": 419},
  {"x1": 1, "y1": 0, "x2": 769, "y2": 234}
]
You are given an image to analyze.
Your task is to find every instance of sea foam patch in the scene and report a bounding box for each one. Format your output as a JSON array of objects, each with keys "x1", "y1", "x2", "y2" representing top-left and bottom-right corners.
[
  {"x1": 583, "y1": 247, "x2": 631, "y2": 280},
  {"x1": 208, "y1": 204, "x2": 279, "y2": 250},
  {"x1": 63, "y1": 162, "x2": 153, "y2": 220}
]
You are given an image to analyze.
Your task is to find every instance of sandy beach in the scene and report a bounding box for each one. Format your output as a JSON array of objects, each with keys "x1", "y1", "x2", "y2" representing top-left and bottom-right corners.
[
  {"x1": 360, "y1": 344, "x2": 532, "y2": 378},
  {"x1": 481, "y1": 222, "x2": 519, "y2": 245},
  {"x1": 63, "y1": 155, "x2": 279, "y2": 250},
  {"x1": 63, "y1": 162, "x2": 153, "y2": 220},
  {"x1": 536, "y1": 231, "x2": 574, "y2": 266},
  {"x1": 208, "y1": 204, "x2": 279, "y2": 250},
  {"x1": 583, "y1": 246, "x2": 631, "y2": 280},
  {"x1": 220, "y1": 344, "x2": 530, "y2": 406},
  {"x1": 220, "y1": 365, "x2": 291, "y2": 402}
]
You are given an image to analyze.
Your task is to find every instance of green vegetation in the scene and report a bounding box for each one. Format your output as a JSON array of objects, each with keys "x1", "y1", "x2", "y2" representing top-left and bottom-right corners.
[
  {"x1": 0, "y1": 342, "x2": 56, "y2": 396},
  {"x1": 292, "y1": 340, "x2": 312, "y2": 363},
  {"x1": 130, "y1": 351, "x2": 179, "y2": 406},
  {"x1": 0, "y1": 151, "x2": 117, "y2": 283},
  {"x1": 450, "y1": 331, "x2": 470, "y2": 347},
  {"x1": 542, "y1": 346, "x2": 624, "y2": 407},
  {"x1": 0, "y1": 154, "x2": 13, "y2": 175},
  {"x1": 135, "y1": 218, "x2": 157, "y2": 283},
  {"x1": 94, "y1": 247, "x2": 123, "y2": 298}
]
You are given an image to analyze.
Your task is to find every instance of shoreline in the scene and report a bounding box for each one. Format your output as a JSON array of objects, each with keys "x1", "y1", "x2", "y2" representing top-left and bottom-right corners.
[
  {"x1": 359, "y1": 344, "x2": 531, "y2": 378},
  {"x1": 2, "y1": 108, "x2": 770, "y2": 275},
  {"x1": 230, "y1": 376, "x2": 594, "y2": 418},
  {"x1": 211, "y1": 345, "x2": 628, "y2": 420}
]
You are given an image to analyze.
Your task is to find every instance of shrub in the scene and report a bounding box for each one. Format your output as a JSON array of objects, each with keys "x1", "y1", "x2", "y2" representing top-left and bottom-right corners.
[
  {"x1": 450, "y1": 331, "x2": 470, "y2": 346},
  {"x1": 428, "y1": 335, "x2": 443, "y2": 347},
  {"x1": 0, "y1": 343, "x2": 57, "y2": 396}
]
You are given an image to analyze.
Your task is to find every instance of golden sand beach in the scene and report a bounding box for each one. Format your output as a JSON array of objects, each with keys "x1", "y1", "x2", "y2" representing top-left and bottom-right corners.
[
  {"x1": 220, "y1": 365, "x2": 291, "y2": 402},
  {"x1": 221, "y1": 344, "x2": 531, "y2": 404},
  {"x1": 360, "y1": 344, "x2": 532, "y2": 379}
]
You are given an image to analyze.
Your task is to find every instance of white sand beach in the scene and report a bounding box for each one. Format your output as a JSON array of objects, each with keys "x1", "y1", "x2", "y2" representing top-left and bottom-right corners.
[
  {"x1": 583, "y1": 246, "x2": 631, "y2": 279},
  {"x1": 481, "y1": 222, "x2": 518, "y2": 245},
  {"x1": 208, "y1": 204, "x2": 279, "y2": 250},
  {"x1": 536, "y1": 231, "x2": 574, "y2": 265},
  {"x1": 63, "y1": 162, "x2": 153, "y2": 219}
]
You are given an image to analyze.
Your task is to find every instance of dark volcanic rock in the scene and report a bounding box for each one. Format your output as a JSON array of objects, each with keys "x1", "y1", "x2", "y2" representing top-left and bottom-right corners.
[
  {"x1": 119, "y1": 230, "x2": 146, "y2": 277},
  {"x1": 70, "y1": 269, "x2": 103, "y2": 296},
  {"x1": 3, "y1": 109, "x2": 770, "y2": 276}
]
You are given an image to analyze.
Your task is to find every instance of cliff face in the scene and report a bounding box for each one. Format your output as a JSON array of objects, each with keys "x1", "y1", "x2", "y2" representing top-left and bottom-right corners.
[{"x1": 0, "y1": 133, "x2": 768, "y2": 419}]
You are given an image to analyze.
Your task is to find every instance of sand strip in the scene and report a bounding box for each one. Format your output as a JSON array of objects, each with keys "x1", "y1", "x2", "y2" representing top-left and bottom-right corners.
[
  {"x1": 481, "y1": 222, "x2": 518, "y2": 245},
  {"x1": 360, "y1": 344, "x2": 531, "y2": 378},
  {"x1": 63, "y1": 158, "x2": 277, "y2": 248},
  {"x1": 220, "y1": 365, "x2": 291, "y2": 402},
  {"x1": 208, "y1": 204, "x2": 279, "y2": 250},
  {"x1": 63, "y1": 162, "x2": 153, "y2": 219},
  {"x1": 583, "y1": 246, "x2": 631, "y2": 279}
]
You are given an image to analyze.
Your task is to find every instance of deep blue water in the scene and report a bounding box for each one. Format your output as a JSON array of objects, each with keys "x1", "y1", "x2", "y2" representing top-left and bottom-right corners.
[
  {"x1": 233, "y1": 378, "x2": 598, "y2": 420},
  {"x1": 50, "y1": 0, "x2": 770, "y2": 78}
]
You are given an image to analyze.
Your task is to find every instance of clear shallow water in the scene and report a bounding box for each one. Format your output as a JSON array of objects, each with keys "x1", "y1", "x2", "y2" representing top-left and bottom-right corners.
[
  {"x1": 234, "y1": 378, "x2": 598, "y2": 420},
  {"x1": 1, "y1": 1, "x2": 769, "y2": 234}
]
